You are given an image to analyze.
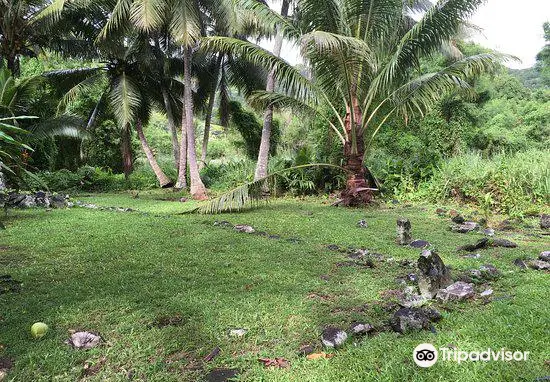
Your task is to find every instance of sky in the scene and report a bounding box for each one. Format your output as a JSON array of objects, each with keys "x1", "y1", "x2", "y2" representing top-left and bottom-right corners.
[{"x1": 265, "y1": 0, "x2": 550, "y2": 70}]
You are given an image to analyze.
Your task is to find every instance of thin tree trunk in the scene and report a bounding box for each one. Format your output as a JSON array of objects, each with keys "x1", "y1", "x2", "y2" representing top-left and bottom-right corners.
[
  {"x1": 162, "y1": 87, "x2": 180, "y2": 167},
  {"x1": 121, "y1": 126, "x2": 133, "y2": 180},
  {"x1": 175, "y1": 102, "x2": 188, "y2": 190},
  {"x1": 183, "y1": 46, "x2": 208, "y2": 200},
  {"x1": 200, "y1": 55, "x2": 223, "y2": 170},
  {"x1": 254, "y1": 0, "x2": 290, "y2": 181},
  {"x1": 135, "y1": 119, "x2": 173, "y2": 188}
]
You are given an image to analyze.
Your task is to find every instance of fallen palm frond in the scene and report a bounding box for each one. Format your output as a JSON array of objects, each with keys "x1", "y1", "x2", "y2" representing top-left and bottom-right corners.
[{"x1": 191, "y1": 164, "x2": 348, "y2": 214}]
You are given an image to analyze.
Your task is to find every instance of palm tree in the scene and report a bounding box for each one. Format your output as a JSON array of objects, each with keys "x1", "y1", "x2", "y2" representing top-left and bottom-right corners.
[{"x1": 204, "y1": 0, "x2": 505, "y2": 206}]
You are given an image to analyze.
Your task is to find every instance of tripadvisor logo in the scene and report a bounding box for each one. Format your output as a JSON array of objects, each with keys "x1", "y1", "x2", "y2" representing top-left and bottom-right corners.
[{"x1": 413, "y1": 344, "x2": 530, "y2": 368}]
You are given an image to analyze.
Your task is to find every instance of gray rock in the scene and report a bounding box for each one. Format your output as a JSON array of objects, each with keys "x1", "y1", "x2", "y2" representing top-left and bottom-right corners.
[
  {"x1": 228, "y1": 328, "x2": 248, "y2": 337},
  {"x1": 321, "y1": 326, "x2": 348, "y2": 348},
  {"x1": 479, "y1": 264, "x2": 500, "y2": 280},
  {"x1": 410, "y1": 240, "x2": 430, "y2": 248},
  {"x1": 483, "y1": 228, "x2": 495, "y2": 237},
  {"x1": 66, "y1": 331, "x2": 101, "y2": 349},
  {"x1": 234, "y1": 225, "x2": 255, "y2": 233},
  {"x1": 450, "y1": 222, "x2": 479, "y2": 233},
  {"x1": 541, "y1": 214, "x2": 550, "y2": 229},
  {"x1": 396, "y1": 218, "x2": 412, "y2": 245},
  {"x1": 390, "y1": 307, "x2": 442, "y2": 334},
  {"x1": 206, "y1": 368, "x2": 239, "y2": 382},
  {"x1": 539, "y1": 251, "x2": 550, "y2": 262},
  {"x1": 399, "y1": 291, "x2": 428, "y2": 308},
  {"x1": 357, "y1": 219, "x2": 368, "y2": 228},
  {"x1": 436, "y1": 281, "x2": 475, "y2": 301},
  {"x1": 491, "y1": 238, "x2": 518, "y2": 248},
  {"x1": 18, "y1": 195, "x2": 36, "y2": 208},
  {"x1": 349, "y1": 322, "x2": 373, "y2": 335},
  {"x1": 417, "y1": 250, "x2": 452, "y2": 299},
  {"x1": 513, "y1": 258, "x2": 528, "y2": 269},
  {"x1": 50, "y1": 195, "x2": 68, "y2": 209},
  {"x1": 528, "y1": 260, "x2": 550, "y2": 270},
  {"x1": 462, "y1": 253, "x2": 481, "y2": 259},
  {"x1": 451, "y1": 214, "x2": 465, "y2": 224},
  {"x1": 457, "y1": 238, "x2": 489, "y2": 252},
  {"x1": 480, "y1": 289, "x2": 493, "y2": 297},
  {"x1": 34, "y1": 191, "x2": 50, "y2": 208}
]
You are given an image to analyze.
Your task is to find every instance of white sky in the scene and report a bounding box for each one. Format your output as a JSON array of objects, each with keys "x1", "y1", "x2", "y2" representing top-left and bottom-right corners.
[{"x1": 265, "y1": 0, "x2": 550, "y2": 70}]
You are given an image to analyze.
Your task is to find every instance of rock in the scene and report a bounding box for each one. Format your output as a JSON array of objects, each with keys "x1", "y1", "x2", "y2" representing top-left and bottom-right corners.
[
  {"x1": 8, "y1": 193, "x2": 25, "y2": 206},
  {"x1": 50, "y1": 195, "x2": 68, "y2": 209},
  {"x1": 528, "y1": 260, "x2": 550, "y2": 270},
  {"x1": 462, "y1": 253, "x2": 481, "y2": 259},
  {"x1": 234, "y1": 225, "x2": 255, "y2": 233},
  {"x1": 483, "y1": 228, "x2": 495, "y2": 237},
  {"x1": 539, "y1": 251, "x2": 550, "y2": 262},
  {"x1": 228, "y1": 328, "x2": 248, "y2": 337},
  {"x1": 541, "y1": 214, "x2": 550, "y2": 229},
  {"x1": 450, "y1": 222, "x2": 479, "y2": 233},
  {"x1": 451, "y1": 215, "x2": 465, "y2": 224},
  {"x1": 214, "y1": 221, "x2": 232, "y2": 227},
  {"x1": 457, "y1": 238, "x2": 489, "y2": 252},
  {"x1": 0, "y1": 172, "x2": 5, "y2": 191},
  {"x1": 66, "y1": 331, "x2": 101, "y2": 349},
  {"x1": 396, "y1": 218, "x2": 412, "y2": 245},
  {"x1": 480, "y1": 289, "x2": 493, "y2": 297},
  {"x1": 398, "y1": 289, "x2": 428, "y2": 308},
  {"x1": 34, "y1": 191, "x2": 50, "y2": 208},
  {"x1": 417, "y1": 250, "x2": 452, "y2": 299},
  {"x1": 298, "y1": 344, "x2": 315, "y2": 356},
  {"x1": 479, "y1": 264, "x2": 500, "y2": 280},
  {"x1": 206, "y1": 368, "x2": 239, "y2": 382},
  {"x1": 436, "y1": 281, "x2": 475, "y2": 301},
  {"x1": 435, "y1": 208, "x2": 447, "y2": 216},
  {"x1": 410, "y1": 240, "x2": 430, "y2": 248},
  {"x1": 390, "y1": 307, "x2": 442, "y2": 334},
  {"x1": 513, "y1": 258, "x2": 528, "y2": 269},
  {"x1": 326, "y1": 244, "x2": 340, "y2": 251},
  {"x1": 18, "y1": 195, "x2": 36, "y2": 208},
  {"x1": 349, "y1": 322, "x2": 373, "y2": 335},
  {"x1": 357, "y1": 219, "x2": 368, "y2": 228},
  {"x1": 491, "y1": 238, "x2": 518, "y2": 248},
  {"x1": 321, "y1": 326, "x2": 348, "y2": 348}
]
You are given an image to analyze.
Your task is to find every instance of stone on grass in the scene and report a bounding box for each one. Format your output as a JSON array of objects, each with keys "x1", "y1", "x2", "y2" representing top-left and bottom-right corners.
[
  {"x1": 357, "y1": 219, "x2": 368, "y2": 228},
  {"x1": 457, "y1": 238, "x2": 489, "y2": 252},
  {"x1": 451, "y1": 214, "x2": 465, "y2": 224},
  {"x1": 513, "y1": 258, "x2": 528, "y2": 269},
  {"x1": 321, "y1": 326, "x2": 348, "y2": 348},
  {"x1": 50, "y1": 194, "x2": 68, "y2": 209},
  {"x1": 528, "y1": 260, "x2": 550, "y2": 270},
  {"x1": 349, "y1": 322, "x2": 373, "y2": 335},
  {"x1": 398, "y1": 289, "x2": 428, "y2": 308},
  {"x1": 206, "y1": 368, "x2": 239, "y2": 382},
  {"x1": 479, "y1": 264, "x2": 500, "y2": 280},
  {"x1": 484, "y1": 228, "x2": 495, "y2": 237},
  {"x1": 462, "y1": 253, "x2": 481, "y2": 259},
  {"x1": 396, "y1": 218, "x2": 412, "y2": 245},
  {"x1": 417, "y1": 250, "x2": 452, "y2": 299},
  {"x1": 480, "y1": 289, "x2": 493, "y2": 297},
  {"x1": 541, "y1": 214, "x2": 550, "y2": 229},
  {"x1": 410, "y1": 240, "x2": 430, "y2": 249},
  {"x1": 66, "y1": 332, "x2": 101, "y2": 349},
  {"x1": 436, "y1": 281, "x2": 475, "y2": 302},
  {"x1": 234, "y1": 225, "x2": 255, "y2": 234},
  {"x1": 450, "y1": 222, "x2": 479, "y2": 233},
  {"x1": 228, "y1": 328, "x2": 248, "y2": 337},
  {"x1": 491, "y1": 238, "x2": 518, "y2": 248},
  {"x1": 390, "y1": 307, "x2": 442, "y2": 334},
  {"x1": 435, "y1": 208, "x2": 447, "y2": 216},
  {"x1": 539, "y1": 251, "x2": 550, "y2": 262}
]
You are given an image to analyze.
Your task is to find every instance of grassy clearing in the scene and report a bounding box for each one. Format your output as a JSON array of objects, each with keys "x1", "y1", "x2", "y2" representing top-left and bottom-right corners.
[{"x1": 1, "y1": 194, "x2": 549, "y2": 381}]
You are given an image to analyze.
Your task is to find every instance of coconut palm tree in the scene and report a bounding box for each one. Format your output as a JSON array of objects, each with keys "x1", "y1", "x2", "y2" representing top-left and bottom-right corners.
[{"x1": 204, "y1": 0, "x2": 506, "y2": 206}]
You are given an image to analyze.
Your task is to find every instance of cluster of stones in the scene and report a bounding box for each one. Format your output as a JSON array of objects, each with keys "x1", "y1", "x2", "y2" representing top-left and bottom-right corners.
[
  {"x1": 514, "y1": 251, "x2": 550, "y2": 271},
  {"x1": 0, "y1": 191, "x2": 68, "y2": 209}
]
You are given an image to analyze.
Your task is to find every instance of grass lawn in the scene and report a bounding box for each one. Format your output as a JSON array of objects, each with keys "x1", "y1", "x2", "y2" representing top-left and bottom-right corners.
[{"x1": 1, "y1": 192, "x2": 549, "y2": 381}]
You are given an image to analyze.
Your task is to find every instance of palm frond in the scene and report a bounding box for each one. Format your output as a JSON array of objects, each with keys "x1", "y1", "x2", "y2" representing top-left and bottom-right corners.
[{"x1": 193, "y1": 164, "x2": 348, "y2": 214}]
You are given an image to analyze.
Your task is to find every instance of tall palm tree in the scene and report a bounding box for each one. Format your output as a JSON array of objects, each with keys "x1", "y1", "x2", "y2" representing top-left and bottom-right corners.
[{"x1": 204, "y1": 0, "x2": 505, "y2": 205}]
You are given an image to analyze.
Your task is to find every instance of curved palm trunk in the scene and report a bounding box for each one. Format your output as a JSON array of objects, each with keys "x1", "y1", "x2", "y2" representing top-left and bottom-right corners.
[
  {"x1": 121, "y1": 126, "x2": 134, "y2": 180},
  {"x1": 200, "y1": 55, "x2": 223, "y2": 170},
  {"x1": 254, "y1": 0, "x2": 290, "y2": 181},
  {"x1": 135, "y1": 119, "x2": 173, "y2": 188},
  {"x1": 182, "y1": 46, "x2": 208, "y2": 200},
  {"x1": 340, "y1": 98, "x2": 374, "y2": 206},
  {"x1": 162, "y1": 88, "x2": 180, "y2": 167}
]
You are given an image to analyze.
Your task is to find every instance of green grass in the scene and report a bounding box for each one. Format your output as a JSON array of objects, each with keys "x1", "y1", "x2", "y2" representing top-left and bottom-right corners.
[{"x1": 1, "y1": 194, "x2": 549, "y2": 381}]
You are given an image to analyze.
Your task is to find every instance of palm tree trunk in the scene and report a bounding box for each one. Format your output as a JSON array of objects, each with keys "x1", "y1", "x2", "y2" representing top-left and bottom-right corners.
[
  {"x1": 340, "y1": 98, "x2": 373, "y2": 206},
  {"x1": 121, "y1": 126, "x2": 133, "y2": 180},
  {"x1": 162, "y1": 87, "x2": 180, "y2": 167},
  {"x1": 200, "y1": 55, "x2": 223, "y2": 170},
  {"x1": 7, "y1": 54, "x2": 21, "y2": 77},
  {"x1": 135, "y1": 119, "x2": 173, "y2": 188},
  {"x1": 182, "y1": 46, "x2": 208, "y2": 200},
  {"x1": 175, "y1": 103, "x2": 188, "y2": 190},
  {"x1": 254, "y1": 0, "x2": 290, "y2": 181}
]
